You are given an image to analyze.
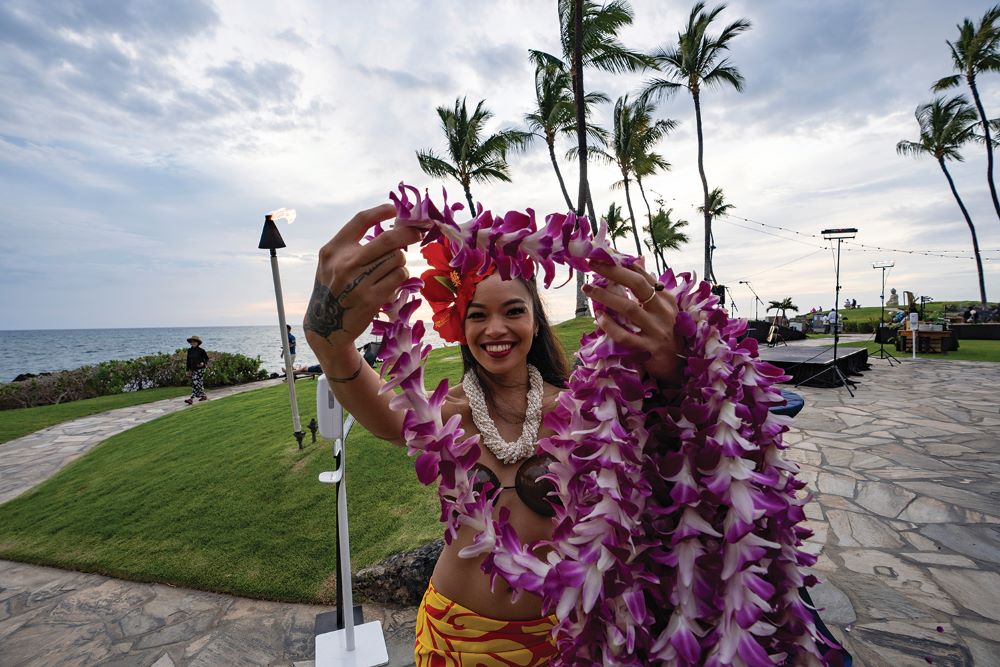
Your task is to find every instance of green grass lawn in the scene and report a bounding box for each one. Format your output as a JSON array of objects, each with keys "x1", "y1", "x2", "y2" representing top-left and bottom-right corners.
[
  {"x1": 0, "y1": 317, "x2": 597, "y2": 604},
  {"x1": 0, "y1": 387, "x2": 191, "y2": 445},
  {"x1": 842, "y1": 339, "x2": 1000, "y2": 362}
]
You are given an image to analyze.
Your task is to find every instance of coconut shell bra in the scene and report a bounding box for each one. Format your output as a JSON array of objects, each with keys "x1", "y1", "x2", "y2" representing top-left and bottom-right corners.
[{"x1": 469, "y1": 454, "x2": 560, "y2": 518}]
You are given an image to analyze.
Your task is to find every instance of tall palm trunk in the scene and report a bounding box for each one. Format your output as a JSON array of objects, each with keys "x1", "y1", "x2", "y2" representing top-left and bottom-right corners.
[
  {"x1": 547, "y1": 137, "x2": 574, "y2": 210},
  {"x1": 692, "y1": 90, "x2": 713, "y2": 282},
  {"x1": 585, "y1": 185, "x2": 598, "y2": 234},
  {"x1": 635, "y1": 177, "x2": 662, "y2": 274},
  {"x1": 572, "y1": 0, "x2": 590, "y2": 317},
  {"x1": 621, "y1": 175, "x2": 642, "y2": 258},
  {"x1": 938, "y1": 158, "x2": 988, "y2": 305},
  {"x1": 968, "y1": 75, "x2": 1000, "y2": 224},
  {"x1": 461, "y1": 178, "x2": 475, "y2": 215}
]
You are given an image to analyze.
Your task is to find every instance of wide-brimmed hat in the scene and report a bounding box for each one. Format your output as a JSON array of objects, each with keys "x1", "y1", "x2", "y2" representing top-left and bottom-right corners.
[{"x1": 187, "y1": 335, "x2": 203, "y2": 344}]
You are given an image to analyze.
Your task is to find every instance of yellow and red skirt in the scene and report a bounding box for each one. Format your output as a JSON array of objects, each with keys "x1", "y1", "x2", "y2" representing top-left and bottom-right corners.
[{"x1": 414, "y1": 581, "x2": 557, "y2": 666}]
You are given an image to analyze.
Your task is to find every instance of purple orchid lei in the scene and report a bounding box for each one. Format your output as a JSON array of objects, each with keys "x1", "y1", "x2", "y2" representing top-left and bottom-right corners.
[{"x1": 370, "y1": 183, "x2": 836, "y2": 665}]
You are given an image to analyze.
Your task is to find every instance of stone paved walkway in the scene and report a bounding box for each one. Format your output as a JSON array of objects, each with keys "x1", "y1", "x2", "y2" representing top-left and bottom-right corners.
[
  {"x1": 793, "y1": 357, "x2": 1000, "y2": 666},
  {"x1": 2, "y1": 358, "x2": 999, "y2": 665}
]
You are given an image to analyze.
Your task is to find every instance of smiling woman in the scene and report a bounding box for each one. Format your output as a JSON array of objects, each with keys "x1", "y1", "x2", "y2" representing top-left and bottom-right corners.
[
  {"x1": 303, "y1": 184, "x2": 690, "y2": 663},
  {"x1": 298, "y1": 179, "x2": 849, "y2": 665}
]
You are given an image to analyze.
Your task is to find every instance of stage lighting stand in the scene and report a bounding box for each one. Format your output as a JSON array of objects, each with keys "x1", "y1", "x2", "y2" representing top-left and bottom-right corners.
[
  {"x1": 797, "y1": 228, "x2": 858, "y2": 396},
  {"x1": 873, "y1": 260, "x2": 900, "y2": 366},
  {"x1": 738, "y1": 280, "x2": 765, "y2": 321}
]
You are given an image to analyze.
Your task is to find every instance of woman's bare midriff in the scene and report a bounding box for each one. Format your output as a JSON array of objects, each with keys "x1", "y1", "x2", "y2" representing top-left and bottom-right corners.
[{"x1": 429, "y1": 384, "x2": 560, "y2": 621}]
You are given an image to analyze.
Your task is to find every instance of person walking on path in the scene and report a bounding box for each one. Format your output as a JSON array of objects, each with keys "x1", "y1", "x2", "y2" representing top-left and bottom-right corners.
[
  {"x1": 184, "y1": 335, "x2": 209, "y2": 405},
  {"x1": 285, "y1": 324, "x2": 297, "y2": 367}
]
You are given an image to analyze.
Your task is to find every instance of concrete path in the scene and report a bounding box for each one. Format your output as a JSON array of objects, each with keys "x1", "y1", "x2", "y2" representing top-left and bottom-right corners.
[{"x1": 2, "y1": 358, "x2": 1000, "y2": 665}]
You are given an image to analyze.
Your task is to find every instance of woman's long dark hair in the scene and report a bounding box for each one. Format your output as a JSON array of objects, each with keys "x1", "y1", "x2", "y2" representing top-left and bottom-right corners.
[{"x1": 460, "y1": 277, "x2": 569, "y2": 415}]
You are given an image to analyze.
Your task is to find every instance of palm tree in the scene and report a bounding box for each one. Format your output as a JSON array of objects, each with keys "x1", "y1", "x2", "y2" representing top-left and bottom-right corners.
[
  {"x1": 416, "y1": 97, "x2": 531, "y2": 213},
  {"x1": 642, "y1": 1, "x2": 751, "y2": 282},
  {"x1": 644, "y1": 207, "x2": 690, "y2": 270},
  {"x1": 634, "y1": 148, "x2": 674, "y2": 274},
  {"x1": 767, "y1": 297, "x2": 798, "y2": 323},
  {"x1": 524, "y1": 63, "x2": 609, "y2": 211},
  {"x1": 536, "y1": 0, "x2": 649, "y2": 316},
  {"x1": 602, "y1": 202, "x2": 629, "y2": 250},
  {"x1": 897, "y1": 96, "x2": 988, "y2": 305},
  {"x1": 933, "y1": 4, "x2": 1000, "y2": 223},
  {"x1": 697, "y1": 186, "x2": 735, "y2": 263},
  {"x1": 531, "y1": 0, "x2": 651, "y2": 222},
  {"x1": 592, "y1": 96, "x2": 676, "y2": 259}
]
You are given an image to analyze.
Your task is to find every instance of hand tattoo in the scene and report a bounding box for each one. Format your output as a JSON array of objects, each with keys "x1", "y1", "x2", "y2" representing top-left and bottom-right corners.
[{"x1": 304, "y1": 258, "x2": 388, "y2": 339}]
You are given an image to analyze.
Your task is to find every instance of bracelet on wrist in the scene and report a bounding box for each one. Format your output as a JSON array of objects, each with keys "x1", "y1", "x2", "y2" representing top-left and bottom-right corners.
[{"x1": 328, "y1": 356, "x2": 364, "y2": 383}]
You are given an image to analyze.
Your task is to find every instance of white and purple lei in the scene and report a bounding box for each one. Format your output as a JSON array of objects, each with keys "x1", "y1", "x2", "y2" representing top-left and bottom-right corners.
[{"x1": 370, "y1": 183, "x2": 834, "y2": 666}]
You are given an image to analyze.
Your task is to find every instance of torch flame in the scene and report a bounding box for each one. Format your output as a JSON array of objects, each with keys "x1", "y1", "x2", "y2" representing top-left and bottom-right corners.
[{"x1": 268, "y1": 207, "x2": 297, "y2": 224}]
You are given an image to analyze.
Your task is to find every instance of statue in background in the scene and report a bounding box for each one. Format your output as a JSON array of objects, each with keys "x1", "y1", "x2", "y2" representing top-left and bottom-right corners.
[{"x1": 886, "y1": 287, "x2": 899, "y2": 307}]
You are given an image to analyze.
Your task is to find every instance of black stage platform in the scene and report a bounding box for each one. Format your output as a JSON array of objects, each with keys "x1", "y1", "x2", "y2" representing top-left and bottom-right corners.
[{"x1": 757, "y1": 345, "x2": 869, "y2": 387}]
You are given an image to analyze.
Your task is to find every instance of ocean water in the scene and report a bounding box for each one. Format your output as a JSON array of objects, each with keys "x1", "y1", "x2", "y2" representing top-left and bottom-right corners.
[{"x1": 0, "y1": 325, "x2": 446, "y2": 383}]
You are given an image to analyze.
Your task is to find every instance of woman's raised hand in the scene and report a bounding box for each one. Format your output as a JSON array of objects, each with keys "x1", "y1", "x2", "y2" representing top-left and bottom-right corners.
[
  {"x1": 583, "y1": 259, "x2": 684, "y2": 384},
  {"x1": 304, "y1": 203, "x2": 422, "y2": 359}
]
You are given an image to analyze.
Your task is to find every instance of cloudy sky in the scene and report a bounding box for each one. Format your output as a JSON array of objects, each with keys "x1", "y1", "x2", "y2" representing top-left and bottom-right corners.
[{"x1": 1, "y1": 0, "x2": 998, "y2": 330}]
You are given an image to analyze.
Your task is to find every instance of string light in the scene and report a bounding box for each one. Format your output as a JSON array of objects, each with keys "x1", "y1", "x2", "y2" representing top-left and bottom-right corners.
[{"x1": 713, "y1": 213, "x2": 996, "y2": 261}]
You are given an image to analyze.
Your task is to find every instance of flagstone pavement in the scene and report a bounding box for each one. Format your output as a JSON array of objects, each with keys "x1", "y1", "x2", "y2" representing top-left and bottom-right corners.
[{"x1": 1, "y1": 357, "x2": 999, "y2": 665}]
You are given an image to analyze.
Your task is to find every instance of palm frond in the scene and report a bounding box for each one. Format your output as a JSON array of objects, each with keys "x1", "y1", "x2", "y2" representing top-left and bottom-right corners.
[
  {"x1": 528, "y1": 49, "x2": 567, "y2": 71},
  {"x1": 896, "y1": 140, "x2": 927, "y2": 158},
  {"x1": 567, "y1": 145, "x2": 614, "y2": 163},
  {"x1": 702, "y1": 60, "x2": 746, "y2": 92},
  {"x1": 932, "y1": 74, "x2": 961, "y2": 91},
  {"x1": 640, "y1": 77, "x2": 685, "y2": 103},
  {"x1": 415, "y1": 150, "x2": 459, "y2": 179}
]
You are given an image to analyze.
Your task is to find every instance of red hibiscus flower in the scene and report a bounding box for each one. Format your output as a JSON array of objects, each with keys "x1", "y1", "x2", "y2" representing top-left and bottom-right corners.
[{"x1": 420, "y1": 242, "x2": 491, "y2": 344}]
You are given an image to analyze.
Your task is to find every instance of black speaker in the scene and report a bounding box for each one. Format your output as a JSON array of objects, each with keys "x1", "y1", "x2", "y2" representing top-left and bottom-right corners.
[{"x1": 711, "y1": 284, "x2": 726, "y2": 305}]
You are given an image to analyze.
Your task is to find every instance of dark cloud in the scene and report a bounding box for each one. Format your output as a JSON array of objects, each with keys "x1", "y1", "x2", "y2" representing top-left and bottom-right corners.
[
  {"x1": 461, "y1": 42, "x2": 528, "y2": 82},
  {"x1": 0, "y1": 0, "x2": 322, "y2": 149},
  {"x1": 353, "y1": 62, "x2": 453, "y2": 92},
  {"x1": 637, "y1": 1, "x2": 993, "y2": 136},
  {"x1": 206, "y1": 61, "x2": 301, "y2": 112},
  {"x1": 274, "y1": 27, "x2": 309, "y2": 48}
]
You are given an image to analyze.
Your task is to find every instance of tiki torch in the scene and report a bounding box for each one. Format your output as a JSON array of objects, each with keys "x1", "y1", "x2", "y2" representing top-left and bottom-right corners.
[{"x1": 258, "y1": 209, "x2": 304, "y2": 449}]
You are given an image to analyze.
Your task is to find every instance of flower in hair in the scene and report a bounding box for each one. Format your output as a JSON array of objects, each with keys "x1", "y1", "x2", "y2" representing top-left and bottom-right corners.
[{"x1": 419, "y1": 241, "x2": 494, "y2": 344}]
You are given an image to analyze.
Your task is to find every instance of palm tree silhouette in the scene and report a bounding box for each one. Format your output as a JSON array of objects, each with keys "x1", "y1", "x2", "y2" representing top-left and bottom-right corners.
[
  {"x1": 767, "y1": 297, "x2": 798, "y2": 323},
  {"x1": 933, "y1": 4, "x2": 1000, "y2": 224},
  {"x1": 642, "y1": 2, "x2": 751, "y2": 282},
  {"x1": 897, "y1": 96, "x2": 988, "y2": 305},
  {"x1": 644, "y1": 207, "x2": 690, "y2": 271},
  {"x1": 524, "y1": 63, "x2": 609, "y2": 211},
  {"x1": 416, "y1": 97, "x2": 531, "y2": 213},
  {"x1": 602, "y1": 202, "x2": 630, "y2": 251},
  {"x1": 531, "y1": 0, "x2": 650, "y2": 221},
  {"x1": 697, "y1": 186, "x2": 735, "y2": 267},
  {"x1": 633, "y1": 139, "x2": 676, "y2": 274},
  {"x1": 591, "y1": 95, "x2": 676, "y2": 259}
]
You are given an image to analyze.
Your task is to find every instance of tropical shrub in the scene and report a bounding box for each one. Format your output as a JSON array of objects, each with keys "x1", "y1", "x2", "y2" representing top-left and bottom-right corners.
[
  {"x1": 0, "y1": 350, "x2": 266, "y2": 410},
  {"x1": 842, "y1": 319, "x2": 877, "y2": 333}
]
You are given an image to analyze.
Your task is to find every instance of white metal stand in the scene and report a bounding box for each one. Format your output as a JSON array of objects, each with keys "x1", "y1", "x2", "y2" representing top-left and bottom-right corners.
[{"x1": 315, "y1": 375, "x2": 389, "y2": 666}]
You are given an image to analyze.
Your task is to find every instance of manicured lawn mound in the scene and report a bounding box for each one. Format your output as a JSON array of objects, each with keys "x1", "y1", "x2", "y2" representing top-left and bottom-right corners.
[
  {"x1": 0, "y1": 318, "x2": 597, "y2": 604},
  {"x1": 841, "y1": 339, "x2": 1000, "y2": 362},
  {"x1": 0, "y1": 386, "x2": 190, "y2": 445},
  {"x1": 0, "y1": 381, "x2": 441, "y2": 603}
]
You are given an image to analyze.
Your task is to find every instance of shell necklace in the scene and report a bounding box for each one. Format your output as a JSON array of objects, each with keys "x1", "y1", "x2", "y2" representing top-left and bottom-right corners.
[{"x1": 463, "y1": 364, "x2": 543, "y2": 465}]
